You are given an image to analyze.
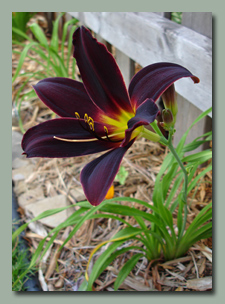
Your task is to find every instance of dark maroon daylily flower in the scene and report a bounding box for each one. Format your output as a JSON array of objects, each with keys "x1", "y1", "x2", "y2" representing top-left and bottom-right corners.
[{"x1": 22, "y1": 26, "x2": 199, "y2": 206}]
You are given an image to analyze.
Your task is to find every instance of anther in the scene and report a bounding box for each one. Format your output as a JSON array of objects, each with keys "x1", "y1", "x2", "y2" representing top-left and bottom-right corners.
[
  {"x1": 89, "y1": 122, "x2": 94, "y2": 131},
  {"x1": 103, "y1": 125, "x2": 121, "y2": 143},
  {"x1": 75, "y1": 112, "x2": 80, "y2": 119},
  {"x1": 88, "y1": 117, "x2": 95, "y2": 131},
  {"x1": 88, "y1": 117, "x2": 94, "y2": 124},
  {"x1": 84, "y1": 113, "x2": 88, "y2": 123}
]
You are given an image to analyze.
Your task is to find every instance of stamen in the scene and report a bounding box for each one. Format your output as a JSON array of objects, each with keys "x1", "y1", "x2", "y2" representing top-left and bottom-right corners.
[
  {"x1": 54, "y1": 136, "x2": 98, "y2": 143},
  {"x1": 71, "y1": 112, "x2": 123, "y2": 143},
  {"x1": 88, "y1": 117, "x2": 94, "y2": 124},
  {"x1": 104, "y1": 126, "x2": 121, "y2": 143},
  {"x1": 89, "y1": 122, "x2": 94, "y2": 131},
  {"x1": 84, "y1": 113, "x2": 88, "y2": 123},
  {"x1": 74, "y1": 111, "x2": 89, "y2": 132},
  {"x1": 75, "y1": 112, "x2": 80, "y2": 119},
  {"x1": 88, "y1": 117, "x2": 95, "y2": 131}
]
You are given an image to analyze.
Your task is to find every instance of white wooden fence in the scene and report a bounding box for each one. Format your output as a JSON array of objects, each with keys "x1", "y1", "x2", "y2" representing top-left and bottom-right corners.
[{"x1": 48, "y1": 12, "x2": 212, "y2": 153}]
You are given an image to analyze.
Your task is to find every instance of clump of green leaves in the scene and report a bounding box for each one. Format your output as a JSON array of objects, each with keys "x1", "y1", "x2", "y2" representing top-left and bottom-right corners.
[
  {"x1": 12, "y1": 13, "x2": 79, "y2": 133},
  {"x1": 12, "y1": 227, "x2": 37, "y2": 291}
]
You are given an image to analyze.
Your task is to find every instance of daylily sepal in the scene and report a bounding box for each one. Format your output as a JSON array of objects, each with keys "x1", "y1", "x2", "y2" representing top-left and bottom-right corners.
[{"x1": 140, "y1": 127, "x2": 161, "y2": 143}]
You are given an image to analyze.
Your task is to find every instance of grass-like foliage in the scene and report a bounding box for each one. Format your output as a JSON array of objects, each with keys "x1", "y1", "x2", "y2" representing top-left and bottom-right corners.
[
  {"x1": 12, "y1": 226, "x2": 37, "y2": 291},
  {"x1": 12, "y1": 13, "x2": 78, "y2": 133},
  {"x1": 171, "y1": 12, "x2": 182, "y2": 24},
  {"x1": 12, "y1": 12, "x2": 35, "y2": 42},
  {"x1": 12, "y1": 107, "x2": 212, "y2": 291}
]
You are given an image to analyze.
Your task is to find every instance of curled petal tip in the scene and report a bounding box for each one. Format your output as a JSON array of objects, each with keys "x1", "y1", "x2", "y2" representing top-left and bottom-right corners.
[{"x1": 192, "y1": 76, "x2": 200, "y2": 84}]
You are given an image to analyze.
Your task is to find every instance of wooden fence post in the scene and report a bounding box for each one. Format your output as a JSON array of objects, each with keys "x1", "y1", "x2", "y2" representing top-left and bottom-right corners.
[
  {"x1": 115, "y1": 49, "x2": 135, "y2": 87},
  {"x1": 173, "y1": 13, "x2": 212, "y2": 153},
  {"x1": 182, "y1": 12, "x2": 212, "y2": 38}
]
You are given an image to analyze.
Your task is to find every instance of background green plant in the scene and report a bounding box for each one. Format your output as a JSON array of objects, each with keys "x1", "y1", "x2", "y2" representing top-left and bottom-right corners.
[
  {"x1": 171, "y1": 12, "x2": 182, "y2": 24},
  {"x1": 12, "y1": 13, "x2": 78, "y2": 133},
  {"x1": 12, "y1": 12, "x2": 35, "y2": 42},
  {"x1": 115, "y1": 166, "x2": 129, "y2": 185},
  {"x1": 12, "y1": 226, "x2": 37, "y2": 291}
]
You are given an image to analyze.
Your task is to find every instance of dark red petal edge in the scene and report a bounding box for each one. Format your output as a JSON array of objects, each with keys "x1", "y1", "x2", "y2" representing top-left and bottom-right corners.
[
  {"x1": 22, "y1": 118, "x2": 119, "y2": 158},
  {"x1": 73, "y1": 26, "x2": 134, "y2": 116},
  {"x1": 80, "y1": 139, "x2": 134, "y2": 206},
  {"x1": 128, "y1": 62, "x2": 200, "y2": 109},
  {"x1": 121, "y1": 99, "x2": 160, "y2": 147}
]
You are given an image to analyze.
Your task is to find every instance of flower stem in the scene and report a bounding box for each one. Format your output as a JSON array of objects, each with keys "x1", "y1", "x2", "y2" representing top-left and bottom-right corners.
[
  {"x1": 148, "y1": 120, "x2": 188, "y2": 238},
  {"x1": 149, "y1": 120, "x2": 168, "y2": 146},
  {"x1": 167, "y1": 129, "x2": 188, "y2": 238},
  {"x1": 151, "y1": 120, "x2": 164, "y2": 137}
]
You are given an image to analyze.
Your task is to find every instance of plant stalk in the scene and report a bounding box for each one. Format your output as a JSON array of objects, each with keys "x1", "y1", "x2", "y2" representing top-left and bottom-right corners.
[{"x1": 167, "y1": 130, "x2": 188, "y2": 239}]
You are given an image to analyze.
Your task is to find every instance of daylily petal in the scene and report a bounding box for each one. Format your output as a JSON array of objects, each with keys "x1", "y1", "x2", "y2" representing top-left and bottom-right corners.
[
  {"x1": 22, "y1": 118, "x2": 119, "y2": 158},
  {"x1": 73, "y1": 26, "x2": 134, "y2": 117},
  {"x1": 80, "y1": 140, "x2": 134, "y2": 206},
  {"x1": 128, "y1": 62, "x2": 200, "y2": 109},
  {"x1": 121, "y1": 99, "x2": 159, "y2": 147},
  {"x1": 33, "y1": 77, "x2": 102, "y2": 119}
]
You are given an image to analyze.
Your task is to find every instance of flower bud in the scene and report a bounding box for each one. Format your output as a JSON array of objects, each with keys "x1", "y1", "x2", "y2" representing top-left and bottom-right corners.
[
  {"x1": 162, "y1": 109, "x2": 173, "y2": 124},
  {"x1": 161, "y1": 109, "x2": 174, "y2": 130},
  {"x1": 162, "y1": 84, "x2": 178, "y2": 121}
]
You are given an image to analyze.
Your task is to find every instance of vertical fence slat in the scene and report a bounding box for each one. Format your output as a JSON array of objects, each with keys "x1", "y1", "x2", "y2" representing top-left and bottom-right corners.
[
  {"x1": 182, "y1": 12, "x2": 212, "y2": 38},
  {"x1": 173, "y1": 94, "x2": 212, "y2": 152},
  {"x1": 45, "y1": 12, "x2": 54, "y2": 34},
  {"x1": 115, "y1": 49, "x2": 135, "y2": 87},
  {"x1": 173, "y1": 12, "x2": 212, "y2": 153},
  {"x1": 154, "y1": 12, "x2": 171, "y2": 19}
]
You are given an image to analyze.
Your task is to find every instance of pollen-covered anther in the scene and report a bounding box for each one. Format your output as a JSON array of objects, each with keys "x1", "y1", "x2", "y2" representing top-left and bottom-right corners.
[
  {"x1": 88, "y1": 121, "x2": 94, "y2": 131},
  {"x1": 103, "y1": 125, "x2": 121, "y2": 143},
  {"x1": 75, "y1": 112, "x2": 80, "y2": 119},
  {"x1": 84, "y1": 113, "x2": 89, "y2": 123},
  {"x1": 88, "y1": 117, "x2": 95, "y2": 131},
  {"x1": 82, "y1": 114, "x2": 95, "y2": 131}
]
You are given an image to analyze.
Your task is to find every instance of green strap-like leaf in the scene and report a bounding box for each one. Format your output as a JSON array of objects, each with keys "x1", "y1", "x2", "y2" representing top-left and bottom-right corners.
[
  {"x1": 50, "y1": 12, "x2": 64, "y2": 52},
  {"x1": 182, "y1": 150, "x2": 212, "y2": 164},
  {"x1": 165, "y1": 173, "x2": 183, "y2": 208},
  {"x1": 12, "y1": 27, "x2": 33, "y2": 42},
  {"x1": 12, "y1": 41, "x2": 38, "y2": 83},
  {"x1": 61, "y1": 17, "x2": 78, "y2": 61},
  {"x1": 114, "y1": 253, "x2": 144, "y2": 291},
  {"x1": 87, "y1": 240, "x2": 126, "y2": 289},
  {"x1": 29, "y1": 23, "x2": 48, "y2": 47},
  {"x1": 92, "y1": 246, "x2": 146, "y2": 290},
  {"x1": 187, "y1": 163, "x2": 212, "y2": 194}
]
